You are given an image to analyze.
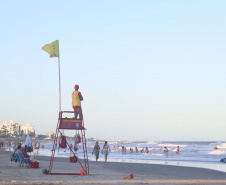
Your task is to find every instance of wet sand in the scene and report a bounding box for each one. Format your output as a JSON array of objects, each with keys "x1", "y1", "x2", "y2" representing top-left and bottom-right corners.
[{"x1": 1, "y1": 150, "x2": 226, "y2": 185}]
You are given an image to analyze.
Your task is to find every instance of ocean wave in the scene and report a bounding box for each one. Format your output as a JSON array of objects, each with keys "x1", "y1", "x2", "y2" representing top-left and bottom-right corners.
[
  {"x1": 217, "y1": 143, "x2": 226, "y2": 149},
  {"x1": 146, "y1": 141, "x2": 157, "y2": 144},
  {"x1": 158, "y1": 144, "x2": 187, "y2": 147},
  {"x1": 208, "y1": 150, "x2": 226, "y2": 155}
]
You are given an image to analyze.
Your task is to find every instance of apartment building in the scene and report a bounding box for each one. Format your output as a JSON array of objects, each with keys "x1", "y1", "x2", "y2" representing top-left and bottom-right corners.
[
  {"x1": 0, "y1": 120, "x2": 21, "y2": 136},
  {"x1": 21, "y1": 123, "x2": 35, "y2": 135},
  {"x1": 0, "y1": 121, "x2": 35, "y2": 136}
]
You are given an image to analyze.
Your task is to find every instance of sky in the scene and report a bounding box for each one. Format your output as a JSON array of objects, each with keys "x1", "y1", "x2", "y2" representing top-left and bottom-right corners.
[{"x1": 0, "y1": 0, "x2": 226, "y2": 141}]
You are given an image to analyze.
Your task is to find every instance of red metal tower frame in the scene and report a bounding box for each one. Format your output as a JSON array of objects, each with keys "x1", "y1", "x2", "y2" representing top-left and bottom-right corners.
[{"x1": 46, "y1": 111, "x2": 89, "y2": 175}]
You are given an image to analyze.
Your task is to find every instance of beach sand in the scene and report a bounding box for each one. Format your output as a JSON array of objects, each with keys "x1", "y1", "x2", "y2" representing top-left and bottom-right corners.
[{"x1": 1, "y1": 150, "x2": 226, "y2": 185}]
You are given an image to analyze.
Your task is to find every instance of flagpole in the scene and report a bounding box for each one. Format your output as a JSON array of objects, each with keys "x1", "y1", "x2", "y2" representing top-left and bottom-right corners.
[{"x1": 58, "y1": 57, "x2": 61, "y2": 112}]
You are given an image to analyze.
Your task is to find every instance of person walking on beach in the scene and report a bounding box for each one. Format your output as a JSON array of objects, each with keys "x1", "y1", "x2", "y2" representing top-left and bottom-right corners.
[
  {"x1": 69, "y1": 144, "x2": 73, "y2": 152},
  {"x1": 92, "y1": 142, "x2": 100, "y2": 162},
  {"x1": 36, "y1": 143, "x2": 39, "y2": 150},
  {"x1": 135, "y1": 147, "x2": 138, "y2": 153},
  {"x1": 72, "y1": 84, "x2": 83, "y2": 120},
  {"x1": 163, "y1": 147, "x2": 168, "y2": 157},
  {"x1": 102, "y1": 141, "x2": 111, "y2": 162},
  {"x1": 145, "y1": 147, "x2": 149, "y2": 153},
  {"x1": 74, "y1": 143, "x2": 78, "y2": 151},
  {"x1": 176, "y1": 146, "x2": 180, "y2": 154}
]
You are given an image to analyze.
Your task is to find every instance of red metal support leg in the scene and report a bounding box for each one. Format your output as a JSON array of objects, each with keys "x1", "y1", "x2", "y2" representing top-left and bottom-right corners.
[
  {"x1": 48, "y1": 112, "x2": 61, "y2": 174},
  {"x1": 46, "y1": 111, "x2": 89, "y2": 175},
  {"x1": 81, "y1": 118, "x2": 89, "y2": 174}
]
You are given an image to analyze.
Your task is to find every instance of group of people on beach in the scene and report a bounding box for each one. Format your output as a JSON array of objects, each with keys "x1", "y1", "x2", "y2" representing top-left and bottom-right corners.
[
  {"x1": 11, "y1": 143, "x2": 31, "y2": 167},
  {"x1": 0, "y1": 141, "x2": 12, "y2": 148},
  {"x1": 162, "y1": 145, "x2": 180, "y2": 156},
  {"x1": 118, "y1": 145, "x2": 180, "y2": 157},
  {"x1": 140, "y1": 147, "x2": 149, "y2": 153},
  {"x1": 92, "y1": 141, "x2": 111, "y2": 162}
]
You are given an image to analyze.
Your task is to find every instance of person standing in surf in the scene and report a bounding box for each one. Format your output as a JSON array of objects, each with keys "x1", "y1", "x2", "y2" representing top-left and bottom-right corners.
[
  {"x1": 163, "y1": 147, "x2": 168, "y2": 157},
  {"x1": 102, "y1": 141, "x2": 111, "y2": 162},
  {"x1": 72, "y1": 84, "x2": 83, "y2": 120},
  {"x1": 92, "y1": 142, "x2": 100, "y2": 162},
  {"x1": 176, "y1": 146, "x2": 180, "y2": 154}
]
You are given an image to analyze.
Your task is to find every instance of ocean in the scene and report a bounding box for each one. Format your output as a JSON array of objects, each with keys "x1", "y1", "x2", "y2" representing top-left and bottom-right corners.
[
  {"x1": 29, "y1": 139, "x2": 226, "y2": 173},
  {"x1": 5, "y1": 139, "x2": 226, "y2": 173}
]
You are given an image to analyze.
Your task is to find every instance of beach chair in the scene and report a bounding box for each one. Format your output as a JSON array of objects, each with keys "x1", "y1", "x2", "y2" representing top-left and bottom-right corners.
[
  {"x1": 15, "y1": 153, "x2": 23, "y2": 167},
  {"x1": 20, "y1": 154, "x2": 30, "y2": 167}
]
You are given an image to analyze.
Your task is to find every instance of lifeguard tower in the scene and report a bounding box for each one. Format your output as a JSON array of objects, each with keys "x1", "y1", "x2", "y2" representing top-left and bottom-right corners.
[
  {"x1": 43, "y1": 111, "x2": 89, "y2": 175},
  {"x1": 42, "y1": 40, "x2": 88, "y2": 175}
]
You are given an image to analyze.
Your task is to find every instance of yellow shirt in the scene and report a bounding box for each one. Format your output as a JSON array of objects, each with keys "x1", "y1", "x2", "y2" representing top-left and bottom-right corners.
[{"x1": 72, "y1": 90, "x2": 81, "y2": 107}]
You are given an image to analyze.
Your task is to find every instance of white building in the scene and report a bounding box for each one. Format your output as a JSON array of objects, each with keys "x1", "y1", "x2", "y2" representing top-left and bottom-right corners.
[
  {"x1": 0, "y1": 120, "x2": 21, "y2": 136},
  {"x1": 21, "y1": 124, "x2": 35, "y2": 135}
]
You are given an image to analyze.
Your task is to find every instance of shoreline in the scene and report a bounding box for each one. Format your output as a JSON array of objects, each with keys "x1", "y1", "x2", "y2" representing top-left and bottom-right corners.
[
  {"x1": 5, "y1": 146, "x2": 226, "y2": 174},
  {"x1": 98, "y1": 158, "x2": 226, "y2": 173},
  {"x1": 1, "y1": 149, "x2": 226, "y2": 184}
]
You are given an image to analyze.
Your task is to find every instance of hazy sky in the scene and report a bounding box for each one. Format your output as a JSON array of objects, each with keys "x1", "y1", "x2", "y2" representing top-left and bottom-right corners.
[{"x1": 1, "y1": 0, "x2": 226, "y2": 141}]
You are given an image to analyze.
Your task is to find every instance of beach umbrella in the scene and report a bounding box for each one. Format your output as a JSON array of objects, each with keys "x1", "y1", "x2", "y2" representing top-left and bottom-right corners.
[
  {"x1": 25, "y1": 135, "x2": 33, "y2": 152},
  {"x1": 25, "y1": 135, "x2": 32, "y2": 147}
]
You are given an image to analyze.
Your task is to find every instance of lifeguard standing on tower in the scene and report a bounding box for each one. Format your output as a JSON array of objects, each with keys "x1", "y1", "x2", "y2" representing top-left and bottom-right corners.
[{"x1": 72, "y1": 85, "x2": 83, "y2": 120}]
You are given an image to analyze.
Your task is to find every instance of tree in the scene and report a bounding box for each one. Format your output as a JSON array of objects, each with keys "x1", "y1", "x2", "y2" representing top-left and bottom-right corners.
[
  {"x1": 0, "y1": 125, "x2": 9, "y2": 137},
  {"x1": 29, "y1": 132, "x2": 36, "y2": 137},
  {"x1": 12, "y1": 131, "x2": 17, "y2": 137},
  {"x1": 36, "y1": 134, "x2": 46, "y2": 139}
]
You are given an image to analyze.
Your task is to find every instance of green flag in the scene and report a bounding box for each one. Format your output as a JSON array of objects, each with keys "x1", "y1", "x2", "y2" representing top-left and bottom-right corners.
[{"x1": 42, "y1": 40, "x2": 59, "y2": 57}]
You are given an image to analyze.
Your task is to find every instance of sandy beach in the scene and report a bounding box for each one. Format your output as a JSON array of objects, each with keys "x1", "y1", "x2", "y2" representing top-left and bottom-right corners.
[{"x1": 1, "y1": 150, "x2": 226, "y2": 185}]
